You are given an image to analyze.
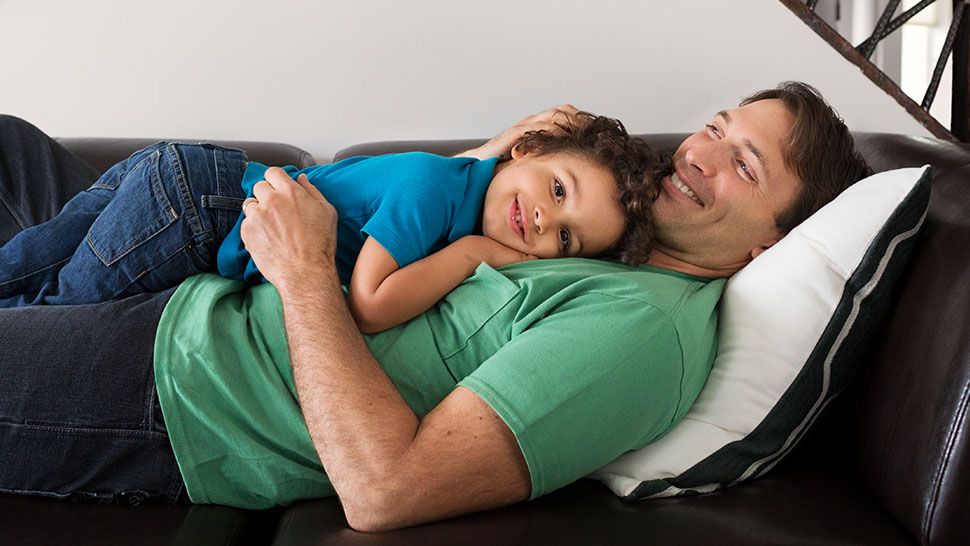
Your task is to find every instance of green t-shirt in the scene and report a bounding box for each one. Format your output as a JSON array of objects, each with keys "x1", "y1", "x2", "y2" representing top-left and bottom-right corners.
[{"x1": 153, "y1": 260, "x2": 724, "y2": 509}]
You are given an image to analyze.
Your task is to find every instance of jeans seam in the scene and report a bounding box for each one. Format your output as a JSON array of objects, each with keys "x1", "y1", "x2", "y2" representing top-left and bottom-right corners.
[
  {"x1": 0, "y1": 189, "x2": 28, "y2": 231},
  {"x1": 166, "y1": 144, "x2": 206, "y2": 241},
  {"x1": 146, "y1": 379, "x2": 157, "y2": 431},
  {"x1": 111, "y1": 241, "x2": 197, "y2": 299},
  {"x1": 167, "y1": 476, "x2": 186, "y2": 505},
  {"x1": 1, "y1": 419, "x2": 170, "y2": 438},
  {"x1": 0, "y1": 487, "x2": 73, "y2": 499},
  {"x1": 89, "y1": 143, "x2": 161, "y2": 191},
  {"x1": 0, "y1": 256, "x2": 71, "y2": 289},
  {"x1": 86, "y1": 234, "x2": 210, "y2": 300}
]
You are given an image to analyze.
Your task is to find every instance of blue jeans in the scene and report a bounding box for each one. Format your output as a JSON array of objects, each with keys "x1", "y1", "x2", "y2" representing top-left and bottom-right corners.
[
  {"x1": 0, "y1": 289, "x2": 185, "y2": 504},
  {"x1": 0, "y1": 141, "x2": 247, "y2": 307},
  {"x1": 0, "y1": 115, "x2": 188, "y2": 504}
]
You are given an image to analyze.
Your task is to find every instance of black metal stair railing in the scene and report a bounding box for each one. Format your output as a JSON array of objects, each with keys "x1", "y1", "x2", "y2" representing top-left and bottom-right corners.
[{"x1": 780, "y1": 0, "x2": 970, "y2": 142}]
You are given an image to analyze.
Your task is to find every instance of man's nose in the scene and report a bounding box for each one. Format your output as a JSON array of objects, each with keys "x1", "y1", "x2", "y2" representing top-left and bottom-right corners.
[{"x1": 683, "y1": 141, "x2": 724, "y2": 177}]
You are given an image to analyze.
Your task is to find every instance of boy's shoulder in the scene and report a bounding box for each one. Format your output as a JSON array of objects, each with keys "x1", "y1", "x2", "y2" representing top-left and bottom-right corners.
[
  {"x1": 349, "y1": 151, "x2": 478, "y2": 169},
  {"x1": 365, "y1": 152, "x2": 496, "y2": 198}
]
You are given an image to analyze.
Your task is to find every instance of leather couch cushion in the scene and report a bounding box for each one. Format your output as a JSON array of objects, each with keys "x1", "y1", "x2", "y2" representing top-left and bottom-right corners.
[{"x1": 272, "y1": 455, "x2": 910, "y2": 545}]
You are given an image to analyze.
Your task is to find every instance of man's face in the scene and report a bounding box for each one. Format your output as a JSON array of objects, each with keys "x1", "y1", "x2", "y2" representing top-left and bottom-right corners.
[
  {"x1": 650, "y1": 98, "x2": 802, "y2": 273},
  {"x1": 481, "y1": 151, "x2": 626, "y2": 259}
]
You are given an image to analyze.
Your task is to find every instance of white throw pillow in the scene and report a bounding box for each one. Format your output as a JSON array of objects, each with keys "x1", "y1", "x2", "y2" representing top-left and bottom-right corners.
[{"x1": 590, "y1": 166, "x2": 932, "y2": 498}]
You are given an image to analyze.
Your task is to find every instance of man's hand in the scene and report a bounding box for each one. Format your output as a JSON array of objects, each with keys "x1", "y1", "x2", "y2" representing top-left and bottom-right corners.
[
  {"x1": 457, "y1": 104, "x2": 584, "y2": 161},
  {"x1": 240, "y1": 167, "x2": 337, "y2": 292},
  {"x1": 457, "y1": 235, "x2": 538, "y2": 269}
]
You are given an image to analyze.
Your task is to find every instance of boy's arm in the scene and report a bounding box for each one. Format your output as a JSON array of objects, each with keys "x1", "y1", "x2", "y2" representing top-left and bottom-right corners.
[{"x1": 349, "y1": 236, "x2": 535, "y2": 334}]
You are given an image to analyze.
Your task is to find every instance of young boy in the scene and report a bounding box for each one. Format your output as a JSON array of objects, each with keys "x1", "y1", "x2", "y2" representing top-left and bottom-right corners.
[{"x1": 0, "y1": 113, "x2": 663, "y2": 333}]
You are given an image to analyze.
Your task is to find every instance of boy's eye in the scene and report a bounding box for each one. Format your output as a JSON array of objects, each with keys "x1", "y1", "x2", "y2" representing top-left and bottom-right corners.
[
  {"x1": 553, "y1": 179, "x2": 566, "y2": 200},
  {"x1": 559, "y1": 228, "x2": 571, "y2": 251}
]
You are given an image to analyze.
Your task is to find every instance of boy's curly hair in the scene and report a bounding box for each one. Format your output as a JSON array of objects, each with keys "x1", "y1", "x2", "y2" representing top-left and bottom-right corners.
[{"x1": 516, "y1": 111, "x2": 665, "y2": 265}]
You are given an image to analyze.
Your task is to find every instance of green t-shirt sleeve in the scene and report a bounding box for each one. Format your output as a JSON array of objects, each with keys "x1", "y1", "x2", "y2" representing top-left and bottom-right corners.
[{"x1": 458, "y1": 292, "x2": 686, "y2": 500}]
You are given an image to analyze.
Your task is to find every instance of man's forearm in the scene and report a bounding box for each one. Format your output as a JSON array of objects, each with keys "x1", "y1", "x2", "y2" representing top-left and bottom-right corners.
[
  {"x1": 276, "y1": 264, "x2": 420, "y2": 526},
  {"x1": 243, "y1": 147, "x2": 533, "y2": 531}
]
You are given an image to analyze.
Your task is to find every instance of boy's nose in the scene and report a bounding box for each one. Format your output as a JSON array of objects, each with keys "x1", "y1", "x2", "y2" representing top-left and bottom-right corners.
[{"x1": 533, "y1": 206, "x2": 546, "y2": 234}]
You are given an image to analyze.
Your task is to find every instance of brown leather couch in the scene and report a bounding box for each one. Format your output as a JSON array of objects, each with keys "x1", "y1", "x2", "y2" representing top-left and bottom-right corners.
[{"x1": 0, "y1": 132, "x2": 966, "y2": 545}]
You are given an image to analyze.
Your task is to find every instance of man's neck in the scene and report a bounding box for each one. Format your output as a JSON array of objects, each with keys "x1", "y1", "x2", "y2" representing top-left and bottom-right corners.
[{"x1": 644, "y1": 248, "x2": 745, "y2": 279}]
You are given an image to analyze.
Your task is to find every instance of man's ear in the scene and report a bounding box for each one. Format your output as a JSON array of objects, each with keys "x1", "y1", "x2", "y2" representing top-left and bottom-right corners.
[{"x1": 749, "y1": 238, "x2": 780, "y2": 260}]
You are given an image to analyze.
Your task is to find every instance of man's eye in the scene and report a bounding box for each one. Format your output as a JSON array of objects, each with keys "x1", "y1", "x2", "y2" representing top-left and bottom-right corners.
[
  {"x1": 738, "y1": 159, "x2": 755, "y2": 181},
  {"x1": 553, "y1": 179, "x2": 566, "y2": 200},
  {"x1": 706, "y1": 124, "x2": 720, "y2": 137},
  {"x1": 559, "y1": 228, "x2": 571, "y2": 250}
]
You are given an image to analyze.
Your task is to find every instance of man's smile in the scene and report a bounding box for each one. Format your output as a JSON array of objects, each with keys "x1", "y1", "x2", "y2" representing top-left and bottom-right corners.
[{"x1": 663, "y1": 171, "x2": 704, "y2": 207}]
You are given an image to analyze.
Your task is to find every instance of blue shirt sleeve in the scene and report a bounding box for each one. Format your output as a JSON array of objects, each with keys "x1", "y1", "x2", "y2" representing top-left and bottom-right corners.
[{"x1": 360, "y1": 154, "x2": 489, "y2": 268}]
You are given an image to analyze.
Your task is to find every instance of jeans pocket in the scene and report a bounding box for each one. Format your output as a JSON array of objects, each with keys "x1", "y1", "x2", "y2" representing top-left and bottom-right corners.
[{"x1": 85, "y1": 148, "x2": 177, "y2": 266}]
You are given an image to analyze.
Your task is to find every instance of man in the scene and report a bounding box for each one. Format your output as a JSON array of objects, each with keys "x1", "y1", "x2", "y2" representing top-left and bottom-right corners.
[{"x1": 0, "y1": 82, "x2": 869, "y2": 531}]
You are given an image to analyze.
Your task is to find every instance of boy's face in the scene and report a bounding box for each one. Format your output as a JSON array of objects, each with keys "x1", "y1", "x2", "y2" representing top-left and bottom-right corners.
[{"x1": 481, "y1": 150, "x2": 626, "y2": 259}]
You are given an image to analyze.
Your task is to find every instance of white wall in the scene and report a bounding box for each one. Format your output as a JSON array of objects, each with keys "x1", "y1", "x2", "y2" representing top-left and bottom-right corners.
[{"x1": 0, "y1": 0, "x2": 932, "y2": 162}]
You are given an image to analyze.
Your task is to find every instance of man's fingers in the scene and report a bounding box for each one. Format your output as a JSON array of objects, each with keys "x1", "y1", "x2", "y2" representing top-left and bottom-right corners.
[
  {"x1": 263, "y1": 166, "x2": 296, "y2": 191},
  {"x1": 252, "y1": 180, "x2": 274, "y2": 202},
  {"x1": 242, "y1": 197, "x2": 258, "y2": 216},
  {"x1": 252, "y1": 168, "x2": 309, "y2": 205},
  {"x1": 295, "y1": 173, "x2": 324, "y2": 200}
]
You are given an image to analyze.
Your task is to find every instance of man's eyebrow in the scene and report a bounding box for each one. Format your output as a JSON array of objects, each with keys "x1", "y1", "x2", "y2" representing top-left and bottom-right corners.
[
  {"x1": 717, "y1": 110, "x2": 769, "y2": 179},
  {"x1": 742, "y1": 138, "x2": 768, "y2": 179}
]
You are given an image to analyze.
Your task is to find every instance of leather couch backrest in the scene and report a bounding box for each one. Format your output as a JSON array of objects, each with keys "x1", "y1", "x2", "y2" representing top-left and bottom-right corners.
[
  {"x1": 58, "y1": 137, "x2": 316, "y2": 173},
  {"x1": 829, "y1": 133, "x2": 970, "y2": 546}
]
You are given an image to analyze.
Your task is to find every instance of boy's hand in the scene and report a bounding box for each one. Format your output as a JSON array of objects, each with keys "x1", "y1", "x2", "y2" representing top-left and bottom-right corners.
[
  {"x1": 457, "y1": 235, "x2": 538, "y2": 269},
  {"x1": 457, "y1": 105, "x2": 584, "y2": 161}
]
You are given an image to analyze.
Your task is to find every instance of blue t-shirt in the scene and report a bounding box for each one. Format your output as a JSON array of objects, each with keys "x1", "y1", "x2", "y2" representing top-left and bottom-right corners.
[{"x1": 217, "y1": 153, "x2": 498, "y2": 284}]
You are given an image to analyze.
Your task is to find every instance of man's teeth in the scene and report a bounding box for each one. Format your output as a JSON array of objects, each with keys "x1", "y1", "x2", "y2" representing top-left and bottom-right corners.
[{"x1": 671, "y1": 173, "x2": 702, "y2": 205}]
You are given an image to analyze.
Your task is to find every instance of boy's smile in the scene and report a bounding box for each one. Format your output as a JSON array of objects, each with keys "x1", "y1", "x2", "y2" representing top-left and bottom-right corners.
[
  {"x1": 509, "y1": 196, "x2": 528, "y2": 243},
  {"x1": 481, "y1": 149, "x2": 626, "y2": 259}
]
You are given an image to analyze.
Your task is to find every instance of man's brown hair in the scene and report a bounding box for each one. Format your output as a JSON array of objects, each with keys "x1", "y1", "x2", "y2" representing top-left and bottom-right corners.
[
  {"x1": 741, "y1": 81, "x2": 873, "y2": 233},
  {"x1": 516, "y1": 112, "x2": 664, "y2": 264}
]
